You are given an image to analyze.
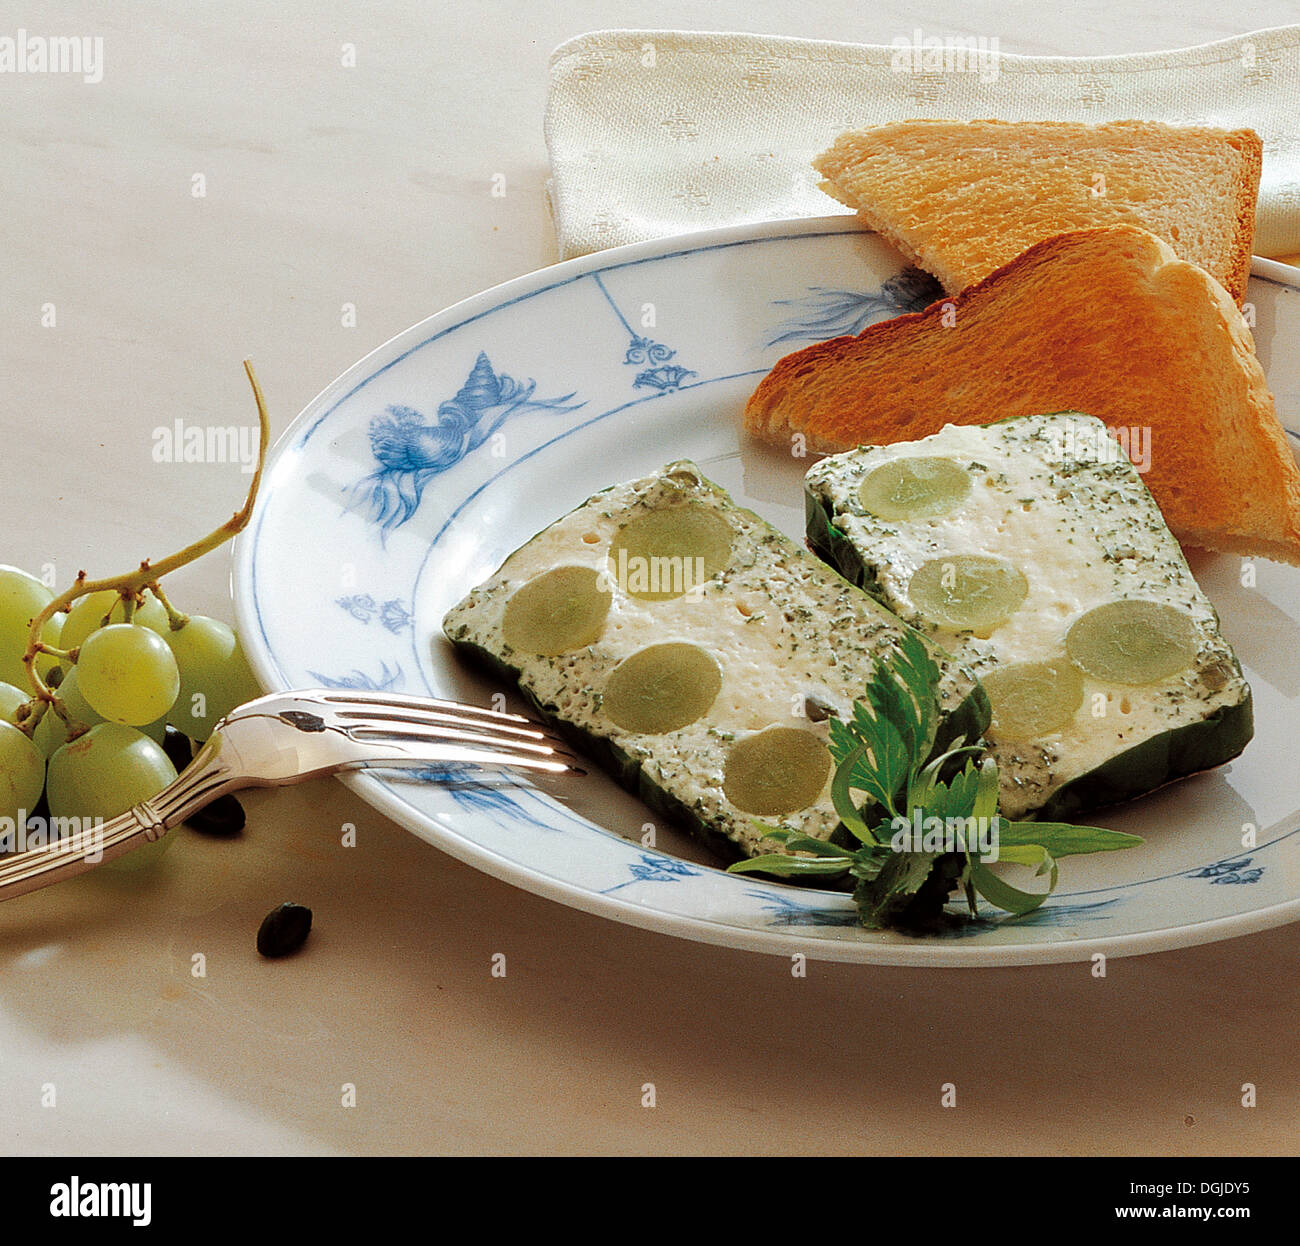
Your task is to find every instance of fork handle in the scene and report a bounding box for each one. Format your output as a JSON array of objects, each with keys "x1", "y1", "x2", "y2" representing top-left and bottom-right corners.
[
  {"x1": 0, "y1": 800, "x2": 174, "y2": 901},
  {"x1": 0, "y1": 733, "x2": 240, "y2": 903}
]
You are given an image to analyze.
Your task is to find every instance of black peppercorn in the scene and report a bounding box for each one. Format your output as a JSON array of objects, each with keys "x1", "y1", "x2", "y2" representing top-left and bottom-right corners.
[{"x1": 257, "y1": 902, "x2": 312, "y2": 958}]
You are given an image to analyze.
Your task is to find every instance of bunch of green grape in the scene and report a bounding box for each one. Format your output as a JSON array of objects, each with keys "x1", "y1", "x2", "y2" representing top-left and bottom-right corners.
[{"x1": 0, "y1": 565, "x2": 261, "y2": 860}]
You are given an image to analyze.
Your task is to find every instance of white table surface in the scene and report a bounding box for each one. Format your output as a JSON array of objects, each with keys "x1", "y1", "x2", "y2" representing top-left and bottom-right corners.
[{"x1": 4, "y1": 0, "x2": 1299, "y2": 1156}]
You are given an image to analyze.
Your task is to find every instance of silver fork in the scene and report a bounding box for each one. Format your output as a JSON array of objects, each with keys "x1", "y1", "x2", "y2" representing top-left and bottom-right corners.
[{"x1": 0, "y1": 689, "x2": 583, "y2": 903}]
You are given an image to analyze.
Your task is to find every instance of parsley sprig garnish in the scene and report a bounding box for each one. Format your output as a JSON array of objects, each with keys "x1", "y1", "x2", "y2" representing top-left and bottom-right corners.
[{"x1": 727, "y1": 633, "x2": 1141, "y2": 932}]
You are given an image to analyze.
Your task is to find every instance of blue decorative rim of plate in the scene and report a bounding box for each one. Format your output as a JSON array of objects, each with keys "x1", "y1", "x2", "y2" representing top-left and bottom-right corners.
[{"x1": 233, "y1": 215, "x2": 1300, "y2": 966}]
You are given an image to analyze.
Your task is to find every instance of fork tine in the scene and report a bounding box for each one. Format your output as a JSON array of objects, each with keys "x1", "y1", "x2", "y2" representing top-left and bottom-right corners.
[
  {"x1": 372, "y1": 742, "x2": 584, "y2": 775},
  {"x1": 346, "y1": 717, "x2": 580, "y2": 761},
  {"x1": 312, "y1": 688, "x2": 539, "y2": 726},
  {"x1": 307, "y1": 688, "x2": 576, "y2": 749},
  {"x1": 330, "y1": 704, "x2": 556, "y2": 743}
]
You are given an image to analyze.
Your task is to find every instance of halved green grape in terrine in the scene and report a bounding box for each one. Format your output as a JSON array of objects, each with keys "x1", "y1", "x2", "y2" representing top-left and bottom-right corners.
[
  {"x1": 442, "y1": 460, "x2": 989, "y2": 862},
  {"x1": 803, "y1": 411, "x2": 1253, "y2": 821}
]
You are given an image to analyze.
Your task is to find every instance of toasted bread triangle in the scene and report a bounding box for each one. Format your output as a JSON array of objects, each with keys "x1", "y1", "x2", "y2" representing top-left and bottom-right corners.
[
  {"x1": 814, "y1": 119, "x2": 1261, "y2": 304},
  {"x1": 745, "y1": 225, "x2": 1300, "y2": 564}
]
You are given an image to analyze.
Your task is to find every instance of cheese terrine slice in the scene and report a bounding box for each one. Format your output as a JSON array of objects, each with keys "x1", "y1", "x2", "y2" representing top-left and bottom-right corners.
[
  {"x1": 442, "y1": 460, "x2": 988, "y2": 861},
  {"x1": 804, "y1": 412, "x2": 1253, "y2": 820}
]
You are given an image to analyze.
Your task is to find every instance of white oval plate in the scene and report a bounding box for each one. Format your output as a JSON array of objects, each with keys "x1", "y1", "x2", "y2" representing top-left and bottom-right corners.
[{"x1": 233, "y1": 216, "x2": 1300, "y2": 966}]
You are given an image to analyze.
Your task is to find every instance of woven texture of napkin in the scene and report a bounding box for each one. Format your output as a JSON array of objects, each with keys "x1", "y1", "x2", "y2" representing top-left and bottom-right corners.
[{"x1": 545, "y1": 26, "x2": 1300, "y2": 262}]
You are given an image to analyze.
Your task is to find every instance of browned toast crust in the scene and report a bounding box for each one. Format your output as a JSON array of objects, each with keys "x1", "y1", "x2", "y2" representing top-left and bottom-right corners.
[
  {"x1": 814, "y1": 119, "x2": 1262, "y2": 304},
  {"x1": 1223, "y1": 128, "x2": 1263, "y2": 304},
  {"x1": 745, "y1": 225, "x2": 1300, "y2": 563}
]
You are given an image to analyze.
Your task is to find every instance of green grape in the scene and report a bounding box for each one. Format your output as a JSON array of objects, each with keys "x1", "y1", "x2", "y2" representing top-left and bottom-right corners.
[
  {"x1": 128, "y1": 594, "x2": 170, "y2": 634},
  {"x1": 608, "y1": 506, "x2": 734, "y2": 601},
  {"x1": 34, "y1": 666, "x2": 105, "y2": 757},
  {"x1": 60, "y1": 589, "x2": 169, "y2": 659},
  {"x1": 1066, "y1": 600, "x2": 1199, "y2": 685},
  {"x1": 0, "y1": 718, "x2": 46, "y2": 825},
  {"x1": 859, "y1": 456, "x2": 971, "y2": 521},
  {"x1": 58, "y1": 590, "x2": 121, "y2": 656},
  {"x1": 164, "y1": 616, "x2": 262, "y2": 741},
  {"x1": 0, "y1": 565, "x2": 58, "y2": 686},
  {"x1": 908, "y1": 554, "x2": 1029, "y2": 633},
  {"x1": 75, "y1": 624, "x2": 180, "y2": 726},
  {"x1": 33, "y1": 666, "x2": 166, "y2": 756},
  {"x1": 0, "y1": 680, "x2": 29, "y2": 726},
  {"x1": 46, "y1": 723, "x2": 178, "y2": 871},
  {"x1": 601, "y1": 643, "x2": 722, "y2": 734},
  {"x1": 100, "y1": 827, "x2": 177, "y2": 874},
  {"x1": 501, "y1": 568, "x2": 611, "y2": 656},
  {"x1": 982, "y1": 660, "x2": 1085, "y2": 740},
  {"x1": 47, "y1": 722, "x2": 177, "y2": 820},
  {"x1": 723, "y1": 727, "x2": 832, "y2": 816}
]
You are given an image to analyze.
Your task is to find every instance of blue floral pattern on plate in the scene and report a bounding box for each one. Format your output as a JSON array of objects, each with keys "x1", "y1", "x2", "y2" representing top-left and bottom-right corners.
[
  {"x1": 308, "y1": 662, "x2": 405, "y2": 692},
  {"x1": 336, "y1": 595, "x2": 414, "y2": 633},
  {"x1": 393, "y1": 763, "x2": 557, "y2": 822},
  {"x1": 634, "y1": 364, "x2": 697, "y2": 392},
  {"x1": 744, "y1": 888, "x2": 861, "y2": 928},
  {"x1": 765, "y1": 267, "x2": 943, "y2": 347},
  {"x1": 591, "y1": 272, "x2": 697, "y2": 391},
  {"x1": 346, "y1": 351, "x2": 584, "y2": 536},
  {"x1": 601, "y1": 853, "x2": 702, "y2": 893},
  {"x1": 1187, "y1": 857, "x2": 1264, "y2": 885}
]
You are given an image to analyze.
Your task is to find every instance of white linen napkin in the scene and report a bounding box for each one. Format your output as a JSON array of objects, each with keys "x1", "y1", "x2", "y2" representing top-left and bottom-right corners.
[{"x1": 544, "y1": 25, "x2": 1300, "y2": 263}]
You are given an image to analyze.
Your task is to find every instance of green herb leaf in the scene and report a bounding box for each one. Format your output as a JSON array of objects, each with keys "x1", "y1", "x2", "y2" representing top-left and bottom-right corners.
[
  {"x1": 773, "y1": 834, "x2": 859, "y2": 858},
  {"x1": 972, "y1": 756, "x2": 1000, "y2": 822},
  {"x1": 854, "y1": 848, "x2": 944, "y2": 927},
  {"x1": 847, "y1": 853, "x2": 888, "y2": 885},
  {"x1": 968, "y1": 856, "x2": 1057, "y2": 916},
  {"x1": 830, "y1": 741, "x2": 889, "y2": 842},
  {"x1": 881, "y1": 631, "x2": 942, "y2": 763},
  {"x1": 827, "y1": 631, "x2": 944, "y2": 818},
  {"x1": 999, "y1": 821, "x2": 1143, "y2": 857},
  {"x1": 905, "y1": 745, "x2": 984, "y2": 814},
  {"x1": 993, "y1": 843, "x2": 1057, "y2": 876},
  {"x1": 727, "y1": 853, "x2": 853, "y2": 878}
]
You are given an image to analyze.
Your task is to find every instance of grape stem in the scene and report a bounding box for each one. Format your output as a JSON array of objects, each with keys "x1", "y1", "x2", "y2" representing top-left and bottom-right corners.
[
  {"x1": 146, "y1": 581, "x2": 191, "y2": 631},
  {"x1": 16, "y1": 360, "x2": 270, "y2": 740}
]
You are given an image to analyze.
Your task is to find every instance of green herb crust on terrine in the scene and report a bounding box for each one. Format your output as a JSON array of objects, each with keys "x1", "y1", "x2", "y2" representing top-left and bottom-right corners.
[
  {"x1": 442, "y1": 460, "x2": 988, "y2": 861},
  {"x1": 804, "y1": 412, "x2": 1253, "y2": 821}
]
